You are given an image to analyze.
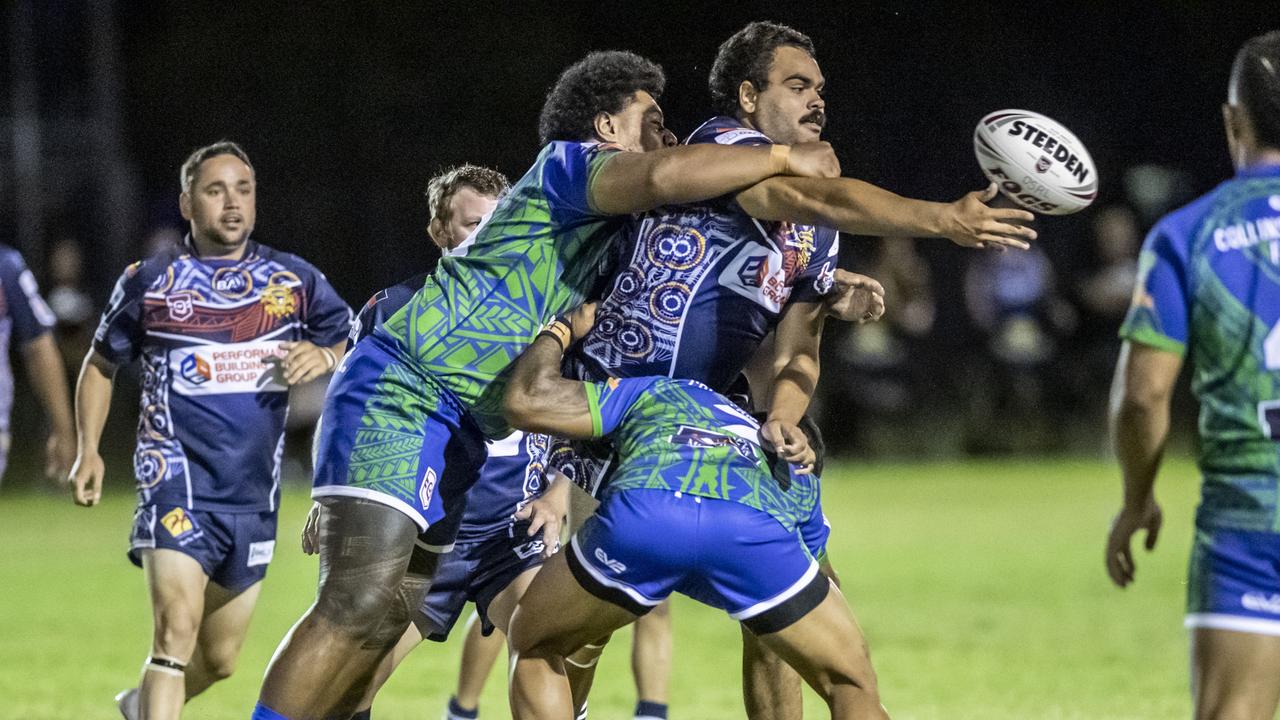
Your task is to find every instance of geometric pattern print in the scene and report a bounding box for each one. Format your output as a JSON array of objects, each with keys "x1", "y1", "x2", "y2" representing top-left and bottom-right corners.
[
  {"x1": 606, "y1": 379, "x2": 819, "y2": 531},
  {"x1": 134, "y1": 350, "x2": 185, "y2": 500},
  {"x1": 345, "y1": 361, "x2": 446, "y2": 503},
  {"x1": 142, "y1": 250, "x2": 306, "y2": 344}
]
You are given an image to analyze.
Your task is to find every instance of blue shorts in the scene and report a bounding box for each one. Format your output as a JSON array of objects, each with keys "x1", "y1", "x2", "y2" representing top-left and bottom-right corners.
[
  {"x1": 311, "y1": 336, "x2": 487, "y2": 541},
  {"x1": 1186, "y1": 526, "x2": 1280, "y2": 636},
  {"x1": 128, "y1": 504, "x2": 278, "y2": 594},
  {"x1": 417, "y1": 521, "x2": 546, "y2": 642},
  {"x1": 568, "y1": 489, "x2": 829, "y2": 635}
]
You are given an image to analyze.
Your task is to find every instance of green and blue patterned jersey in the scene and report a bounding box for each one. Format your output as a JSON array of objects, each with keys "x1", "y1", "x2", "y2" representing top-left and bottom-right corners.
[
  {"x1": 374, "y1": 141, "x2": 624, "y2": 436},
  {"x1": 1120, "y1": 163, "x2": 1280, "y2": 530},
  {"x1": 585, "y1": 375, "x2": 819, "y2": 532}
]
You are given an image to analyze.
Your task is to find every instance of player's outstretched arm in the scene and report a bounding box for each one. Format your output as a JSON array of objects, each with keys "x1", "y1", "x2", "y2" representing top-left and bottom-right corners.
[
  {"x1": 503, "y1": 305, "x2": 598, "y2": 439},
  {"x1": 21, "y1": 334, "x2": 76, "y2": 480},
  {"x1": 1105, "y1": 340, "x2": 1182, "y2": 588},
  {"x1": 758, "y1": 301, "x2": 822, "y2": 473},
  {"x1": 589, "y1": 141, "x2": 840, "y2": 215},
  {"x1": 69, "y1": 350, "x2": 116, "y2": 506},
  {"x1": 736, "y1": 177, "x2": 1036, "y2": 250}
]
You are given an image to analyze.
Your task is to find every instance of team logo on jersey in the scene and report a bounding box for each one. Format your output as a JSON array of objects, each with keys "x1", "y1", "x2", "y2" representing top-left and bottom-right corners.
[
  {"x1": 1035, "y1": 155, "x2": 1053, "y2": 173},
  {"x1": 594, "y1": 547, "x2": 627, "y2": 573},
  {"x1": 814, "y1": 262, "x2": 835, "y2": 295},
  {"x1": 212, "y1": 267, "x2": 253, "y2": 298},
  {"x1": 166, "y1": 292, "x2": 195, "y2": 321},
  {"x1": 669, "y1": 425, "x2": 756, "y2": 460},
  {"x1": 260, "y1": 283, "x2": 296, "y2": 318},
  {"x1": 160, "y1": 507, "x2": 196, "y2": 538},
  {"x1": 737, "y1": 256, "x2": 767, "y2": 289},
  {"x1": 420, "y1": 467, "x2": 438, "y2": 509},
  {"x1": 179, "y1": 353, "x2": 212, "y2": 386}
]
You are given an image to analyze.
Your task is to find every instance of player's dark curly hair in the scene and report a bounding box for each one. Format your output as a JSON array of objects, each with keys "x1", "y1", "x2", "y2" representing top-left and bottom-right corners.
[
  {"x1": 709, "y1": 21, "x2": 816, "y2": 117},
  {"x1": 1232, "y1": 30, "x2": 1280, "y2": 150},
  {"x1": 538, "y1": 51, "x2": 666, "y2": 146}
]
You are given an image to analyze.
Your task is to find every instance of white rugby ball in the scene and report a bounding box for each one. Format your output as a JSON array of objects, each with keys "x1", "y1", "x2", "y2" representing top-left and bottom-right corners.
[{"x1": 974, "y1": 109, "x2": 1097, "y2": 215}]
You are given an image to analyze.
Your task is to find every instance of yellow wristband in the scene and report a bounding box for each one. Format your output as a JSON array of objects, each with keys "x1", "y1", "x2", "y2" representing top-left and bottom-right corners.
[{"x1": 769, "y1": 143, "x2": 791, "y2": 175}]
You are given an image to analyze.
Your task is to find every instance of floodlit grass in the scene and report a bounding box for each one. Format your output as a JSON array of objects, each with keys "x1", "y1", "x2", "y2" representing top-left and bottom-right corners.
[{"x1": 1, "y1": 456, "x2": 1201, "y2": 719}]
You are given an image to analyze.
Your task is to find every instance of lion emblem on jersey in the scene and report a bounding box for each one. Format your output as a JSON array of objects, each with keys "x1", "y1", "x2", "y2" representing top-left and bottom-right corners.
[{"x1": 260, "y1": 283, "x2": 297, "y2": 318}]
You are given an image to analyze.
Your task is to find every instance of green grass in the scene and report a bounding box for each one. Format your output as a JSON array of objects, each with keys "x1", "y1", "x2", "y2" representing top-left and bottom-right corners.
[{"x1": 1, "y1": 457, "x2": 1202, "y2": 719}]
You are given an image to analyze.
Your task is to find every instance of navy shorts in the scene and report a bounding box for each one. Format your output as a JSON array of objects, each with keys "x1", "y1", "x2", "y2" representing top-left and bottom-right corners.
[
  {"x1": 417, "y1": 521, "x2": 547, "y2": 641},
  {"x1": 128, "y1": 504, "x2": 278, "y2": 594},
  {"x1": 568, "y1": 489, "x2": 829, "y2": 635},
  {"x1": 1186, "y1": 526, "x2": 1280, "y2": 636}
]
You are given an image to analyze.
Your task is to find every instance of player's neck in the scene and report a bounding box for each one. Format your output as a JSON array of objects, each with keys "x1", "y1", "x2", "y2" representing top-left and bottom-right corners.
[
  {"x1": 1242, "y1": 146, "x2": 1280, "y2": 171},
  {"x1": 188, "y1": 233, "x2": 248, "y2": 261}
]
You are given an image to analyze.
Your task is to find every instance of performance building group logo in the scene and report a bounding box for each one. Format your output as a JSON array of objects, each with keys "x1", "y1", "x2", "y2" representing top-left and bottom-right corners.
[{"x1": 179, "y1": 353, "x2": 212, "y2": 387}]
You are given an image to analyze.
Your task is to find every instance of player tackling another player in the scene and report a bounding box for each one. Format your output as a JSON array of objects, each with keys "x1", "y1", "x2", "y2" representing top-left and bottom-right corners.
[
  {"x1": 1106, "y1": 30, "x2": 1280, "y2": 720},
  {"x1": 70, "y1": 141, "x2": 352, "y2": 720}
]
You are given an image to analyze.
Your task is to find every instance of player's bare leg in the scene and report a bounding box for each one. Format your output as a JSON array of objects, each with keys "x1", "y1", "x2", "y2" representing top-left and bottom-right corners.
[
  {"x1": 353, "y1": 622, "x2": 424, "y2": 716},
  {"x1": 742, "y1": 624, "x2": 803, "y2": 720},
  {"x1": 508, "y1": 552, "x2": 638, "y2": 720},
  {"x1": 632, "y1": 599, "x2": 671, "y2": 719},
  {"x1": 256, "y1": 498, "x2": 430, "y2": 719},
  {"x1": 756, "y1": 583, "x2": 888, "y2": 720},
  {"x1": 184, "y1": 580, "x2": 262, "y2": 699},
  {"x1": 447, "y1": 614, "x2": 505, "y2": 715},
  {"x1": 1191, "y1": 628, "x2": 1280, "y2": 720},
  {"x1": 138, "y1": 549, "x2": 209, "y2": 720},
  {"x1": 565, "y1": 635, "x2": 608, "y2": 716}
]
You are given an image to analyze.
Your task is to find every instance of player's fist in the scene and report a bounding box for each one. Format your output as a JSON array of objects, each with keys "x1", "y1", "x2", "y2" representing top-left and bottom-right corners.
[
  {"x1": 1105, "y1": 497, "x2": 1163, "y2": 588},
  {"x1": 278, "y1": 340, "x2": 340, "y2": 386},
  {"x1": 760, "y1": 420, "x2": 816, "y2": 475},
  {"x1": 825, "y1": 270, "x2": 886, "y2": 324},
  {"x1": 69, "y1": 451, "x2": 105, "y2": 507},
  {"x1": 786, "y1": 141, "x2": 841, "y2": 179},
  {"x1": 46, "y1": 429, "x2": 76, "y2": 483},
  {"x1": 563, "y1": 302, "x2": 598, "y2": 344},
  {"x1": 944, "y1": 183, "x2": 1037, "y2": 250}
]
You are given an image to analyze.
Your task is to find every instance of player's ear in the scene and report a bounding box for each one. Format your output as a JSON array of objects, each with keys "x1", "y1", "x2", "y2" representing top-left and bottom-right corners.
[
  {"x1": 179, "y1": 192, "x2": 193, "y2": 221},
  {"x1": 427, "y1": 217, "x2": 447, "y2": 249},
  {"x1": 738, "y1": 80, "x2": 758, "y2": 115},
  {"x1": 592, "y1": 111, "x2": 617, "y2": 144}
]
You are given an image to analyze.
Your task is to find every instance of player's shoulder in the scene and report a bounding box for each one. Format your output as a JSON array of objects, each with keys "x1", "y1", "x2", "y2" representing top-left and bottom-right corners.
[
  {"x1": 537, "y1": 140, "x2": 623, "y2": 167},
  {"x1": 0, "y1": 243, "x2": 31, "y2": 276},
  {"x1": 251, "y1": 241, "x2": 329, "y2": 282},
  {"x1": 1149, "y1": 187, "x2": 1225, "y2": 253},
  {"x1": 364, "y1": 272, "x2": 427, "y2": 317},
  {"x1": 116, "y1": 243, "x2": 183, "y2": 291},
  {"x1": 686, "y1": 115, "x2": 771, "y2": 147}
]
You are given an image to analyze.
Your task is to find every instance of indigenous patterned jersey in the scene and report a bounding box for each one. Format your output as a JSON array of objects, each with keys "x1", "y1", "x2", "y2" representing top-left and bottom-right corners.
[
  {"x1": 578, "y1": 115, "x2": 838, "y2": 391},
  {"x1": 0, "y1": 245, "x2": 56, "y2": 437},
  {"x1": 94, "y1": 238, "x2": 351, "y2": 512},
  {"x1": 587, "y1": 375, "x2": 819, "y2": 532},
  {"x1": 375, "y1": 141, "x2": 623, "y2": 437},
  {"x1": 352, "y1": 274, "x2": 550, "y2": 540},
  {"x1": 1121, "y1": 163, "x2": 1280, "y2": 530}
]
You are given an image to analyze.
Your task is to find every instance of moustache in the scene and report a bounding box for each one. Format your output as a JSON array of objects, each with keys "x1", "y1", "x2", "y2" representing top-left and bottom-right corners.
[{"x1": 800, "y1": 111, "x2": 826, "y2": 129}]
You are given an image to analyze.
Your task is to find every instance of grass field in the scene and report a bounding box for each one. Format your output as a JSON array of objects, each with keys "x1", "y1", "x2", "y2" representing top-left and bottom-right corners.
[{"x1": 1, "y1": 456, "x2": 1203, "y2": 720}]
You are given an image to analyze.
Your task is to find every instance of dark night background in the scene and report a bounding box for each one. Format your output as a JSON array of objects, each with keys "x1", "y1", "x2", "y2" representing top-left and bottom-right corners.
[{"x1": 3, "y1": 1, "x2": 1278, "y2": 464}]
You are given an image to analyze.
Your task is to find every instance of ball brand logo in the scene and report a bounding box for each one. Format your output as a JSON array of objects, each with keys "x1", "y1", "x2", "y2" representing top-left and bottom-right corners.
[
  {"x1": 212, "y1": 268, "x2": 253, "y2": 298},
  {"x1": 260, "y1": 283, "x2": 296, "y2": 318},
  {"x1": 166, "y1": 292, "x2": 194, "y2": 321},
  {"x1": 1006, "y1": 120, "x2": 1090, "y2": 183},
  {"x1": 1035, "y1": 156, "x2": 1052, "y2": 173},
  {"x1": 160, "y1": 507, "x2": 195, "y2": 538},
  {"x1": 179, "y1": 353, "x2": 212, "y2": 386}
]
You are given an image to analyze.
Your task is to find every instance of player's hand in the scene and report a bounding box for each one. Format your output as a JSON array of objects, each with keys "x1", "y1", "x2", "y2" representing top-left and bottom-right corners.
[
  {"x1": 824, "y1": 270, "x2": 886, "y2": 324},
  {"x1": 1105, "y1": 498, "x2": 1163, "y2": 588},
  {"x1": 760, "y1": 420, "x2": 815, "y2": 474},
  {"x1": 514, "y1": 477, "x2": 569, "y2": 559},
  {"x1": 301, "y1": 502, "x2": 322, "y2": 555},
  {"x1": 277, "y1": 341, "x2": 338, "y2": 385},
  {"x1": 45, "y1": 429, "x2": 76, "y2": 483},
  {"x1": 786, "y1": 141, "x2": 841, "y2": 179},
  {"x1": 943, "y1": 183, "x2": 1037, "y2": 250},
  {"x1": 563, "y1": 302, "x2": 598, "y2": 344},
  {"x1": 69, "y1": 450, "x2": 105, "y2": 507}
]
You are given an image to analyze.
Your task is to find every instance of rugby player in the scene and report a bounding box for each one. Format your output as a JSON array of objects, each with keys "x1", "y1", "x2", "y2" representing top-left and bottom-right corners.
[
  {"x1": 0, "y1": 242, "x2": 75, "y2": 486},
  {"x1": 70, "y1": 141, "x2": 352, "y2": 720},
  {"x1": 503, "y1": 304, "x2": 890, "y2": 720},
  {"x1": 1105, "y1": 30, "x2": 1280, "y2": 720},
  {"x1": 251, "y1": 51, "x2": 844, "y2": 720}
]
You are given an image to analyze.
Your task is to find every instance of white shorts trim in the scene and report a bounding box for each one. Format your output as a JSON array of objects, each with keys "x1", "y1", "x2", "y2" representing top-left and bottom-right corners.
[
  {"x1": 730, "y1": 558, "x2": 820, "y2": 621},
  {"x1": 415, "y1": 538, "x2": 456, "y2": 554},
  {"x1": 569, "y1": 535, "x2": 662, "y2": 609},
  {"x1": 1185, "y1": 613, "x2": 1280, "y2": 637},
  {"x1": 312, "y1": 485, "x2": 429, "y2": 531}
]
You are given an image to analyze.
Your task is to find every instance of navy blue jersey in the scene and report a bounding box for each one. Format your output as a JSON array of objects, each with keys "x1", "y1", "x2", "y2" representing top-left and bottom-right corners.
[
  {"x1": 577, "y1": 115, "x2": 838, "y2": 391},
  {"x1": 0, "y1": 245, "x2": 55, "y2": 435},
  {"x1": 353, "y1": 274, "x2": 550, "y2": 540},
  {"x1": 94, "y1": 238, "x2": 352, "y2": 512}
]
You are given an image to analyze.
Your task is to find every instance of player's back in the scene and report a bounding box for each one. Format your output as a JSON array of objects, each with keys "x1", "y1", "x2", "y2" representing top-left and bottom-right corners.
[
  {"x1": 376, "y1": 141, "x2": 624, "y2": 436},
  {"x1": 1124, "y1": 163, "x2": 1280, "y2": 529}
]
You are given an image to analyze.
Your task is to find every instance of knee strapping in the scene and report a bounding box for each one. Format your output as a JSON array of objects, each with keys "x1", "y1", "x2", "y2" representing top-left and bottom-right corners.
[{"x1": 144, "y1": 655, "x2": 187, "y2": 677}]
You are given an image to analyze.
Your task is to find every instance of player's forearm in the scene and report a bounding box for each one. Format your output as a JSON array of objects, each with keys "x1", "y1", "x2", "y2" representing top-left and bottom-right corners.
[
  {"x1": 737, "y1": 176, "x2": 951, "y2": 238},
  {"x1": 1110, "y1": 395, "x2": 1169, "y2": 510},
  {"x1": 21, "y1": 335, "x2": 74, "y2": 438},
  {"x1": 74, "y1": 351, "x2": 116, "y2": 454},
  {"x1": 504, "y1": 335, "x2": 595, "y2": 438},
  {"x1": 593, "y1": 144, "x2": 791, "y2": 215},
  {"x1": 767, "y1": 359, "x2": 819, "y2": 426}
]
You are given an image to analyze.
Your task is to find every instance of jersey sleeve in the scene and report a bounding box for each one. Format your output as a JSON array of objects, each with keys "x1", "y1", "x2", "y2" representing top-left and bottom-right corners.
[
  {"x1": 583, "y1": 376, "x2": 659, "y2": 437},
  {"x1": 789, "y1": 229, "x2": 840, "y2": 304},
  {"x1": 540, "y1": 141, "x2": 622, "y2": 223},
  {"x1": 1118, "y1": 222, "x2": 1189, "y2": 355},
  {"x1": 300, "y1": 264, "x2": 352, "y2": 347},
  {"x1": 0, "y1": 250, "x2": 55, "y2": 345},
  {"x1": 92, "y1": 262, "x2": 149, "y2": 365},
  {"x1": 686, "y1": 120, "x2": 771, "y2": 215}
]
